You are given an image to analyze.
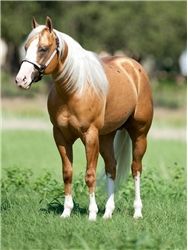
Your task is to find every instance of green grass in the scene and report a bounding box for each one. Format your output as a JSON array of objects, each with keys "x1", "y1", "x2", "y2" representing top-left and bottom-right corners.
[
  {"x1": 1, "y1": 130, "x2": 186, "y2": 250},
  {"x1": 2, "y1": 130, "x2": 87, "y2": 180},
  {"x1": 1, "y1": 191, "x2": 186, "y2": 250}
]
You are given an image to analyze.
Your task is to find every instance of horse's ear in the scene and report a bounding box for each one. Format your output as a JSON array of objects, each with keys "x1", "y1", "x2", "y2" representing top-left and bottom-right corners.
[
  {"x1": 46, "y1": 16, "x2": 53, "y2": 32},
  {"x1": 32, "y1": 17, "x2": 39, "y2": 29}
]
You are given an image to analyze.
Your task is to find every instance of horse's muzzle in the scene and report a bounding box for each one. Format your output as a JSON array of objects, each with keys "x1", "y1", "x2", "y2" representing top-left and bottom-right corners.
[{"x1": 15, "y1": 73, "x2": 35, "y2": 89}]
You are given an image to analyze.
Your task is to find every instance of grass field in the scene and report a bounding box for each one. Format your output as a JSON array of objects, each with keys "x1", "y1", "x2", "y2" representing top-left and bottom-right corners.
[{"x1": 1, "y1": 129, "x2": 186, "y2": 250}]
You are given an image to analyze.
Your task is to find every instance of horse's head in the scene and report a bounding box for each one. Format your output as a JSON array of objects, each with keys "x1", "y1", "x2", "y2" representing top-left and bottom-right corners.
[{"x1": 15, "y1": 16, "x2": 60, "y2": 89}]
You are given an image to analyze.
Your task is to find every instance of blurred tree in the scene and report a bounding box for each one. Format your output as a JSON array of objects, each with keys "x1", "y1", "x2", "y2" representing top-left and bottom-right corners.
[{"x1": 1, "y1": 1, "x2": 186, "y2": 75}]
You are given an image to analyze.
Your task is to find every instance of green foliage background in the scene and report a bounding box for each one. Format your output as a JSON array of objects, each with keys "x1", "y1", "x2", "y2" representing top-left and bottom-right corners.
[{"x1": 1, "y1": 1, "x2": 186, "y2": 71}]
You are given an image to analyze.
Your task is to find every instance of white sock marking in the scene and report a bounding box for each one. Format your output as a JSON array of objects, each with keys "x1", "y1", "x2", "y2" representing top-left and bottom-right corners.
[
  {"x1": 103, "y1": 176, "x2": 115, "y2": 219},
  {"x1": 60, "y1": 194, "x2": 74, "y2": 218},
  {"x1": 133, "y1": 172, "x2": 143, "y2": 219},
  {"x1": 89, "y1": 192, "x2": 98, "y2": 221}
]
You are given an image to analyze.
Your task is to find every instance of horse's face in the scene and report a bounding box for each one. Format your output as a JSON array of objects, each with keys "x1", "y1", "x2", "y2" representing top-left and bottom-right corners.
[{"x1": 15, "y1": 17, "x2": 58, "y2": 89}]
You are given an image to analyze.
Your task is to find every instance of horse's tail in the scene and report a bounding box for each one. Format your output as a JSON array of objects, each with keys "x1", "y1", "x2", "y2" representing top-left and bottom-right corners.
[
  {"x1": 114, "y1": 129, "x2": 132, "y2": 188},
  {"x1": 97, "y1": 129, "x2": 132, "y2": 189}
]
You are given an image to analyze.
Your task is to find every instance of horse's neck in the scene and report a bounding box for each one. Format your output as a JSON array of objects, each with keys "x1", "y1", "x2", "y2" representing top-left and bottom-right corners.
[
  {"x1": 52, "y1": 30, "x2": 109, "y2": 98},
  {"x1": 52, "y1": 31, "x2": 83, "y2": 95}
]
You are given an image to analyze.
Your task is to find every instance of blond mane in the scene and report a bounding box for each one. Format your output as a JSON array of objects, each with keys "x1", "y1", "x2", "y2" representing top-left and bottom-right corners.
[{"x1": 26, "y1": 26, "x2": 109, "y2": 96}]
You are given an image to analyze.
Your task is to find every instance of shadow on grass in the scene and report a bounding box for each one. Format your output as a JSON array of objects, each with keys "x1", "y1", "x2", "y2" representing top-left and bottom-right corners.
[{"x1": 39, "y1": 198, "x2": 105, "y2": 216}]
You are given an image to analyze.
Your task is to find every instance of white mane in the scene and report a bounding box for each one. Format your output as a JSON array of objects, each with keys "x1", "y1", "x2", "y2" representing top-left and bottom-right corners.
[
  {"x1": 55, "y1": 30, "x2": 109, "y2": 96},
  {"x1": 26, "y1": 26, "x2": 109, "y2": 96}
]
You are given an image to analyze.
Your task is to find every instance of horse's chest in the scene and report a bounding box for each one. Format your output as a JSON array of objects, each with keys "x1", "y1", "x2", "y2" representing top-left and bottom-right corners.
[
  {"x1": 47, "y1": 88, "x2": 105, "y2": 135},
  {"x1": 56, "y1": 111, "x2": 70, "y2": 127},
  {"x1": 48, "y1": 94, "x2": 76, "y2": 129},
  {"x1": 51, "y1": 107, "x2": 89, "y2": 135},
  {"x1": 54, "y1": 109, "x2": 78, "y2": 130}
]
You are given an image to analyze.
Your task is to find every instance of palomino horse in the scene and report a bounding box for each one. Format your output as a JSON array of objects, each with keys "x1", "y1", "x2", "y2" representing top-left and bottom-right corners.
[{"x1": 15, "y1": 17, "x2": 153, "y2": 221}]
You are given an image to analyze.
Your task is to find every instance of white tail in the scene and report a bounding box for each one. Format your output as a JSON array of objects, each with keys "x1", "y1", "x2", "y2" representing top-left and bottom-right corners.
[
  {"x1": 97, "y1": 129, "x2": 132, "y2": 189},
  {"x1": 114, "y1": 129, "x2": 132, "y2": 189}
]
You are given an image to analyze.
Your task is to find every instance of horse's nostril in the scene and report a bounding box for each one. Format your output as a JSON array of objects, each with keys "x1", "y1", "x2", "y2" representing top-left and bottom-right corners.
[{"x1": 15, "y1": 76, "x2": 27, "y2": 85}]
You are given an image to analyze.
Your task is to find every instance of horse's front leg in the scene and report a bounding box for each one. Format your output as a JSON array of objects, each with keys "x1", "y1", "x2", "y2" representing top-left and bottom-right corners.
[
  {"x1": 53, "y1": 127, "x2": 74, "y2": 218},
  {"x1": 83, "y1": 126, "x2": 99, "y2": 221}
]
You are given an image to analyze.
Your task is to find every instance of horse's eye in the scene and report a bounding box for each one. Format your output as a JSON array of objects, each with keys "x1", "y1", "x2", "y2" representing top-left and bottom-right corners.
[{"x1": 38, "y1": 47, "x2": 48, "y2": 53}]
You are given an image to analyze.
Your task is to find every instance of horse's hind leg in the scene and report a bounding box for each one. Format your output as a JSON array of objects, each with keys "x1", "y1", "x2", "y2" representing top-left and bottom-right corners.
[
  {"x1": 99, "y1": 132, "x2": 116, "y2": 219},
  {"x1": 53, "y1": 127, "x2": 74, "y2": 218},
  {"x1": 127, "y1": 121, "x2": 149, "y2": 219},
  {"x1": 132, "y1": 134, "x2": 147, "y2": 219}
]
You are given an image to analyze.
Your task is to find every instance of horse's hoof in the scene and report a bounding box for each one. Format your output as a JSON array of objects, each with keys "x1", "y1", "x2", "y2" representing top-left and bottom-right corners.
[
  {"x1": 103, "y1": 209, "x2": 113, "y2": 219},
  {"x1": 133, "y1": 211, "x2": 143, "y2": 219},
  {"x1": 60, "y1": 214, "x2": 70, "y2": 219},
  {"x1": 89, "y1": 212, "x2": 97, "y2": 221},
  {"x1": 60, "y1": 209, "x2": 71, "y2": 218},
  {"x1": 103, "y1": 213, "x2": 112, "y2": 220}
]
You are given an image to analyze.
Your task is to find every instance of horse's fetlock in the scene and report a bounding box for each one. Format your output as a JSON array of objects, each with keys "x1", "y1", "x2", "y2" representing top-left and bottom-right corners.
[
  {"x1": 131, "y1": 162, "x2": 142, "y2": 177},
  {"x1": 134, "y1": 199, "x2": 142, "y2": 209},
  {"x1": 106, "y1": 167, "x2": 116, "y2": 180},
  {"x1": 89, "y1": 203, "x2": 98, "y2": 213}
]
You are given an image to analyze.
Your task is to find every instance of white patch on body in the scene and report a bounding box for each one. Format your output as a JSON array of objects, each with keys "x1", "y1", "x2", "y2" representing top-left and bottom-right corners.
[
  {"x1": 60, "y1": 194, "x2": 74, "y2": 218},
  {"x1": 103, "y1": 176, "x2": 115, "y2": 219},
  {"x1": 133, "y1": 172, "x2": 143, "y2": 219},
  {"x1": 88, "y1": 192, "x2": 98, "y2": 221}
]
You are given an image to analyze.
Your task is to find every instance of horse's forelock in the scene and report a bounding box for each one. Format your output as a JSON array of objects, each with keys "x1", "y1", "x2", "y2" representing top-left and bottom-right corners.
[{"x1": 26, "y1": 25, "x2": 46, "y2": 43}]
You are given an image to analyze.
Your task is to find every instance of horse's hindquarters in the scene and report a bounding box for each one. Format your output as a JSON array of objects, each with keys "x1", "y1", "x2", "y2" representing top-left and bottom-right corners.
[
  {"x1": 100, "y1": 56, "x2": 153, "y2": 135},
  {"x1": 100, "y1": 59, "x2": 137, "y2": 134}
]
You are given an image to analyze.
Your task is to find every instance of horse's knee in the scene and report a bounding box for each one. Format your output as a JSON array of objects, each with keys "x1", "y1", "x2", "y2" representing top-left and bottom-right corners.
[{"x1": 85, "y1": 169, "x2": 96, "y2": 188}]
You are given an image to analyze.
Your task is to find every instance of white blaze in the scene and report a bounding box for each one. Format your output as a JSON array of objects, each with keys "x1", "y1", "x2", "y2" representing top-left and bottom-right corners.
[
  {"x1": 25, "y1": 38, "x2": 38, "y2": 62},
  {"x1": 16, "y1": 38, "x2": 39, "y2": 89}
]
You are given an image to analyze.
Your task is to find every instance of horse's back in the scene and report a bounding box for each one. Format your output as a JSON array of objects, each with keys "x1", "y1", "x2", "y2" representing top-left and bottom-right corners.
[{"x1": 102, "y1": 56, "x2": 151, "y2": 95}]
